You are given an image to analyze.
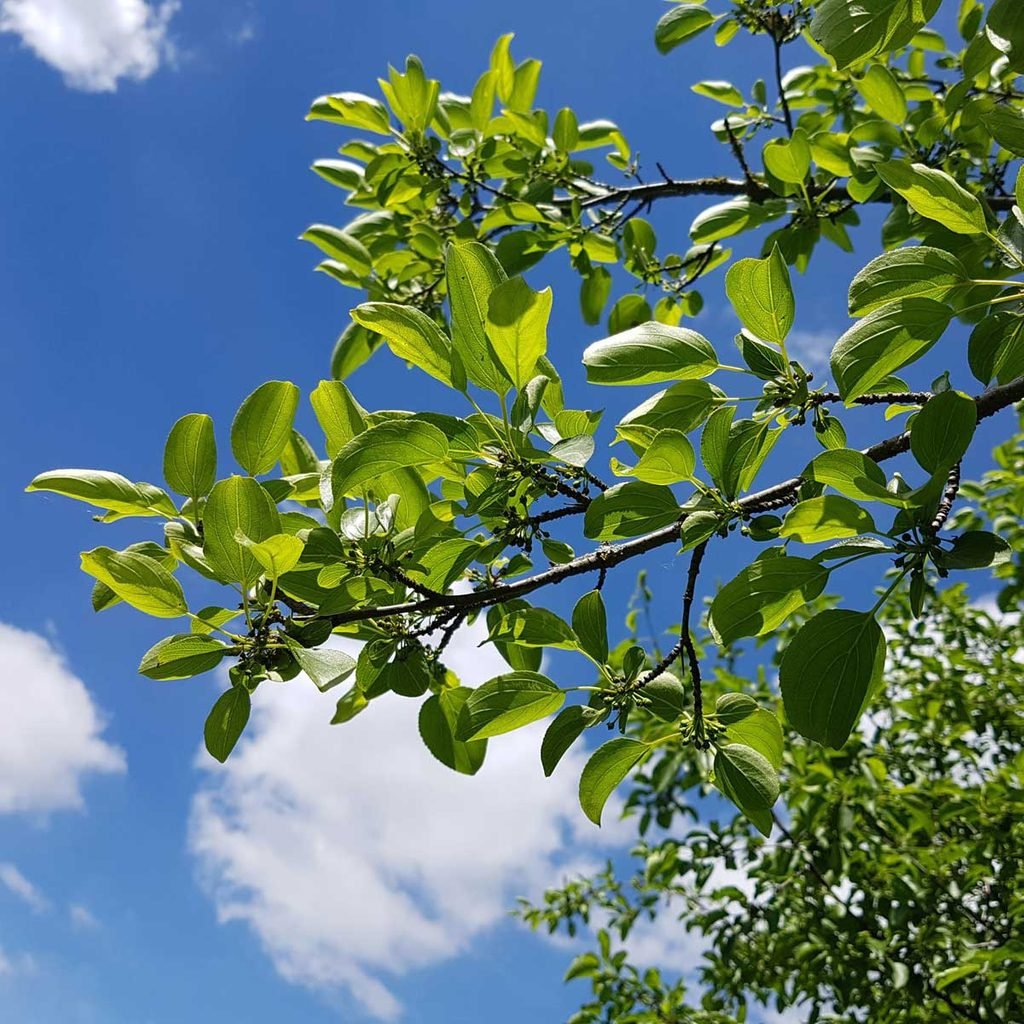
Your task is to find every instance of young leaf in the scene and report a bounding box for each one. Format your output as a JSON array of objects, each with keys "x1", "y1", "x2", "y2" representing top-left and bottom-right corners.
[
  {"x1": 572, "y1": 590, "x2": 608, "y2": 664},
  {"x1": 910, "y1": 391, "x2": 977, "y2": 474},
  {"x1": 287, "y1": 642, "x2": 357, "y2": 692},
  {"x1": 579, "y1": 738, "x2": 648, "y2": 825},
  {"x1": 351, "y1": 303, "x2": 458, "y2": 388},
  {"x1": 202, "y1": 476, "x2": 281, "y2": 586},
  {"x1": 164, "y1": 413, "x2": 216, "y2": 500},
  {"x1": 445, "y1": 242, "x2": 512, "y2": 394},
  {"x1": 485, "y1": 276, "x2": 552, "y2": 389},
  {"x1": 709, "y1": 555, "x2": 830, "y2": 645},
  {"x1": 331, "y1": 420, "x2": 448, "y2": 499},
  {"x1": 307, "y1": 92, "x2": 391, "y2": 132},
  {"x1": 875, "y1": 160, "x2": 988, "y2": 235},
  {"x1": 780, "y1": 609, "x2": 886, "y2": 748},
  {"x1": 204, "y1": 687, "x2": 251, "y2": 763},
  {"x1": 583, "y1": 322, "x2": 718, "y2": 385},
  {"x1": 138, "y1": 634, "x2": 231, "y2": 680},
  {"x1": 724, "y1": 244, "x2": 795, "y2": 345},
  {"x1": 830, "y1": 298, "x2": 951, "y2": 400},
  {"x1": 419, "y1": 688, "x2": 487, "y2": 775},
  {"x1": 848, "y1": 247, "x2": 968, "y2": 316},
  {"x1": 856, "y1": 64, "x2": 907, "y2": 123},
  {"x1": 457, "y1": 672, "x2": 565, "y2": 740},
  {"x1": 780, "y1": 495, "x2": 878, "y2": 544},
  {"x1": 301, "y1": 225, "x2": 373, "y2": 274},
  {"x1": 80, "y1": 547, "x2": 187, "y2": 619},
  {"x1": 230, "y1": 381, "x2": 300, "y2": 477},
  {"x1": 541, "y1": 705, "x2": 591, "y2": 776},
  {"x1": 643, "y1": 674, "x2": 687, "y2": 721}
]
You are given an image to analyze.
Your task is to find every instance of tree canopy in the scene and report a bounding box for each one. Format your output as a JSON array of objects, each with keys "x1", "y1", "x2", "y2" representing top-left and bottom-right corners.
[{"x1": 25, "y1": 1, "x2": 1024, "y2": 1018}]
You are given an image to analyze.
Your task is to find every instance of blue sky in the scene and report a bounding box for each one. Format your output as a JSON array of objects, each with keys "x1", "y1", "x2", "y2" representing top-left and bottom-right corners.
[{"x1": 0, "y1": 2, "x2": 1009, "y2": 1022}]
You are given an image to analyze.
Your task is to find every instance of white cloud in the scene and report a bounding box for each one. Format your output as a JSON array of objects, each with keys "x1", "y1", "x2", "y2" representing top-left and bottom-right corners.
[
  {"x1": 69, "y1": 903, "x2": 100, "y2": 931},
  {"x1": 786, "y1": 328, "x2": 836, "y2": 368},
  {"x1": 0, "y1": 946, "x2": 36, "y2": 978},
  {"x1": 189, "y1": 620, "x2": 629, "y2": 1020},
  {"x1": 0, "y1": 863, "x2": 48, "y2": 913},
  {"x1": 0, "y1": 622, "x2": 125, "y2": 815},
  {"x1": 0, "y1": 0, "x2": 179, "y2": 92}
]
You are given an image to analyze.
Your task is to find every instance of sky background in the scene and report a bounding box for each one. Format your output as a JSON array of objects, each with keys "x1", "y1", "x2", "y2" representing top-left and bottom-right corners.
[{"x1": 0, "y1": 2, "x2": 1008, "y2": 1022}]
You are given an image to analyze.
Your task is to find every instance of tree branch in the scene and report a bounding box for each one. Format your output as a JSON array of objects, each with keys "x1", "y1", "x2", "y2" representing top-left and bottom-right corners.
[
  {"x1": 317, "y1": 376, "x2": 1024, "y2": 628},
  {"x1": 560, "y1": 176, "x2": 1017, "y2": 213}
]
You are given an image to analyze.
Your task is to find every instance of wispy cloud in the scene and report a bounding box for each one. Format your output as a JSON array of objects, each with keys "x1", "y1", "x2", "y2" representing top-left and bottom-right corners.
[
  {"x1": 0, "y1": 621, "x2": 125, "y2": 816},
  {"x1": 69, "y1": 903, "x2": 100, "y2": 931},
  {"x1": 0, "y1": 0, "x2": 180, "y2": 92},
  {"x1": 190, "y1": 620, "x2": 629, "y2": 1020},
  {"x1": 0, "y1": 863, "x2": 48, "y2": 913}
]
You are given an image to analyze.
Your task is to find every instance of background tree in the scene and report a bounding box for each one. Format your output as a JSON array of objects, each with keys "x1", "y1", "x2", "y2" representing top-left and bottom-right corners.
[{"x1": 23, "y1": 5, "x2": 1024, "y2": 1017}]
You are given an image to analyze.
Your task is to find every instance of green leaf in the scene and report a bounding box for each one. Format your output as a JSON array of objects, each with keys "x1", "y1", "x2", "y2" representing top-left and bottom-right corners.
[
  {"x1": 715, "y1": 692, "x2": 757, "y2": 726},
  {"x1": 572, "y1": 590, "x2": 608, "y2": 664},
  {"x1": 204, "y1": 687, "x2": 251, "y2": 763},
  {"x1": 644, "y1": 674, "x2": 687, "y2": 721},
  {"x1": 541, "y1": 705, "x2": 591, "y2": 776},
  {"x1": 579, "y1": 738, "x2": 648, "y2": 825},
  {"x1": 287, "y1": 642, "x2": 357, "y2": 692},
  {"x1": 139, "y1": 634, "x2": 230, "y2": 680},
  {"x1": 612, "y1": 429, "x2": 695, "y2": 485},
  {"x1": 726, "y1": 708, "x2": 784, "y2": 771},
  {"x1": 236, "y1": 532, "x2": 305, "y2": 579},
  {"x1": 717, "y1": 418, "x2": 783, "y2": 499},
  {"x1": 709, "y1": 555, "x2": 830, "y2": 645},
  {"x1": 583, "y1": 482, "x2": 680, "y2": 540},
  {"x1": 654, "y1": 3, "x2": 716, "y2": 54},
  {"x1": 804, "y1": 448, "x2": 900, "y2": 505},
  {"x1": 310, "y1": 380, "x2": 367, "y2": 459},
  {"x1": 331, "y1": 685, "x2": 368, "y2": 725},
  {"x1": 691, "y1": 80, "x2": 744, "y2": 106},
  {"x1": 762, "y1": 130, "x2": 811, "y2": 185},
  {"x1": 910, "y1": 391, "x2": 977, "y2": 474},
  {"x1": 580, "y1": 267, "x2": 613, "y2": 326},
  {"x1": 831, "y1": 298, "x2": 951, "y2": 400},
  {"x1": 780, "y1": 495, "x2": 878, "y2": 543},
  {"x1": 614, "y1": 381, "x2": 721, "y2": 448},
  {"x1": 583, "y1": 322, "x2": 718, "y2": 385},
  {"x1": 553, "y1": 107, "x2": 579, "y2": 150},
  {"x1": 935, "y1": 531, "x2": 1011, "y2": 570},
  {"x1": 163, "y1": 414, "x2": 216, "y2": 500},
  {"x1": 856, "y1": 64, "x2": 907, "y2": 123},
  {"x1": 968, "y1": 313, "x2": 1024, "y2": 385},
  {"x1": 875, "y1": 160, "x2": 988, "y2": 235},
  {"x1": 331, "y1": 420, "x2": 448, "y2": 499},
  {"x1": 419, "y1": 688, "x2": 487, "y2": 775},
  {"x1": 202, "y1": 476, "x2": 281, "y2": 586},
  {"x1": 848, "y1": 247, "x2": 969, "y2": 316},
  {"x1": 301, "y1": 224, "x2": 373, "y2": 275},
  {"x1": 488, "y1": 607, "x2": 578, "y2": 649},
  {"x1": 445, "y1": 242, "x2": 513, "y2": 394},
  {"x1": 351, "y1": 303, "x2": 458, "y2": 389},
  {"x1": 780, "y1": 609, "x2": 886, "y2": 747},
  {"x1": 230, "y1": 382, "x2": 300, "y2": 477},
  {"x1": 457, "y1": 672, "x2": 565, "y2": 740},
  {"x1": 190, "y1": 606, "x2": 239, "y2": 635},
  {"x1": 987, "y1": 0, "x2": 1024, "y2": 61},
  {"x1": 725, "y1": 244, "x2": 795, "y2": 345},
  {"x1": 27, "y1": 470, "x2": 177, "y2": 519},
  {"x1": 306, "y1": 92, "x2": 390, "y2": 133},
  {"x1": 714, "y1": 742, "x2": 779, "y2": 835},
  {"x1": 80, "y1": 547, "x2": 187, "y2": 619},
  {"x1": 810, "y1": 0, "x2": 941, "y2": 70},
  {"x1": 485, "y1": 276, "x2": 552, "y2": 390}
]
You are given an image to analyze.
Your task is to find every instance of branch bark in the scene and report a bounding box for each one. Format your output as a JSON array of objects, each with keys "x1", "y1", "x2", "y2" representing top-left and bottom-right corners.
[{"x1": 319, "y1": 376, "x2": 1024, "y2": 628}]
